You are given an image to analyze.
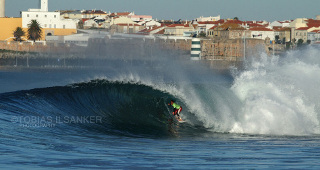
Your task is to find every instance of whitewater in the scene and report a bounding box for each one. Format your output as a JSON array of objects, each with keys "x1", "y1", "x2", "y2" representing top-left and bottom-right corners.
[{"x1": 1, "y1": 46, "x2": 320, "y2": 168}]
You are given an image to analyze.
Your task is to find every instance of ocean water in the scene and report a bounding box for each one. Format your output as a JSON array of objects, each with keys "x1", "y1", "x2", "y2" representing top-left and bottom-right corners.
[{"x1": 1, "y1": 47, "x2": 320, "y2": 169}]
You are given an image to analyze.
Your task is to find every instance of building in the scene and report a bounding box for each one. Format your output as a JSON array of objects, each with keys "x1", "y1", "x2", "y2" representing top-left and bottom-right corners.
[
  {"x1": 290, "y1": 18, "x2": 308, "y2": 29},
  {"x1": 112, "y1": 23, "x2": 145, "y2": 34},
  {"x1": 196, "y1": 15, "x2": 221, "y2": 22},
  {"x1": 129, "y1": 15, "x2": 152, "y2": 22},
  {"x1": 0, "y1": 0, "x2": 5, "y2": 18},
  {"x1": 21, "y1": 0, "x2": 77, "y2": 39},
  {"x1": 61, "y1": 10, "x2": 82, "y2": 20},
  {"x1": 82, "y1": 10, "x2": 107, "y2": 19},
  {"x1": 212, "y1": 21, "x2": 248, "y2": 40},
  {"x1": 293, "y1": 27, "x2": 308, "y2": 43},
  {"x1": 278, "y1": 27, "x2": 291, "y2": 43},
  {"x1": 164, "y1": 24, "x2": 195, "y2": 36},
  {"x1": 0, "y1": 18, "x2": 22, "y2": 41},
  {"x1": 249, "y1": 27, "x2": 275, "y2": 41}
]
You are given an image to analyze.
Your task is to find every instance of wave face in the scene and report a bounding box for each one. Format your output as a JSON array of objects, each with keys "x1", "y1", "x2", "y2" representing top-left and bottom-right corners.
[
  {"x1": 0, "y1": 80, "x2": 209, "y2": 138},
  {"x1": 230, "y1": 47, "x2": 320, "y2": 135}
]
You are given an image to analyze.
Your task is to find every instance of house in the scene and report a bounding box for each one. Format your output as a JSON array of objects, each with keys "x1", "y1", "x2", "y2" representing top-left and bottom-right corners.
[
  {"x1": 313, "y1": 30, "x2": 320, "y2": 43},
  {"x1": 164, "y1": 24, "x2": 195, "y2": 36},
  {"x1": 21, "y1": 0, "x2": 77, "y2": 39},
  {"x1": 196, "y1": 15, "x2": 221, "y2": 22},
  {"x1": 249, "y1": 27, "x2": 275, "y2": 41},
  {"x1": 82, "y1": 10, "x2": 107, "y2": 19},
  {"x1": 61, "y1": 10, "x2": 82, "y2": 20},
  {"x1": 212, "y1": 21, "x2": 248, "y2": 40},
  {"x1": 269, "y1": 20, "x2": 291, "y2": 28},
  {"x1": 83, "y1": 16, "x2": 107, "y2": 29},
  {"x1": 137, "y1": 25, "x2": 165, "y2": 35},
  {"x1": 293, "y1": 27, "x2": 308, "y2": 43},
  {"x1": 109, "y1": 12, "x2": 133, "y2": 18},
  {"x1": 104, "y1": 16, "x2": 137, "y2": 29},
  {"x1": 278, "y1": 27, "x2": 291, "y2": 43},
  {"x1": 137, "y1": 20, "x2": 161, "y2": 29},
  {"x1": 196, "y1": 21, "x2": 222, "y2": 35},
  {"x1": 112, "y1": 23, "x2": 144, "y2": 34},
  {"x1": 129, "y1": 15, "x2": 152, "y2": 22},
  {"x1": 290, "y1": 18, "x2": 308, "y2": 29}
]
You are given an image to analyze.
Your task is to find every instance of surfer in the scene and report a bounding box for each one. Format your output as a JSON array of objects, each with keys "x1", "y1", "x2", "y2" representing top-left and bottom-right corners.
[{"x1": 168, "y1": 100, "x2": 182, "y2": 120}]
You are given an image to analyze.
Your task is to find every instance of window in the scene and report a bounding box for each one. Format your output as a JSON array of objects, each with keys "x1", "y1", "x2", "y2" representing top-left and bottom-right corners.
[
  {"x1": 63, "y1": 25, "x2": 66, "y2": 29},
  {"x1": 54, "y1": 24, "x2": 56, "y2": 28},
  {"x1": 36, "y1": 15, "x2": 38, "y2": 17},
  {"x1": 54, "y1": 15, "x2": 56, "y2": 18},
  {"x1": 27, "y1": 14, "x2": 29, "y2": 17},
  {"x1": 45, "y1": 15, "x2": 47, "y2": 18},
  {"x1": 45, "y1": 24, "x2": 47, "y2": 28}
]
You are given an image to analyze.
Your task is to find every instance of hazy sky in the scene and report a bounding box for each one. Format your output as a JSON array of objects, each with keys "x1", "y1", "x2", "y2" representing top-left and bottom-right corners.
[{"x1": 4, "y1": 0, "x2": 320, "y2": 22}]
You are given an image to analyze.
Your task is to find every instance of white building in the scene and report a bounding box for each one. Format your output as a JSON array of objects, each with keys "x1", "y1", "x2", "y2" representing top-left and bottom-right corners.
[
  {"x1": 249, "y1": 27, "x2": 275, "y2": 41},
  {"x1": 196, "y1": 15, "x2": 221, "y2": 22},
  {"x1": 21, "y1": 0, "x2": 77, "y2": 36}
]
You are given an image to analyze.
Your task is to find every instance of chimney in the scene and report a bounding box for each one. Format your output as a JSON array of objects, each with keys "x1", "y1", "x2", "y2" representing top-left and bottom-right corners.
[{"x1": 0, "y1": 0, "x2": 5, "y2": 17}]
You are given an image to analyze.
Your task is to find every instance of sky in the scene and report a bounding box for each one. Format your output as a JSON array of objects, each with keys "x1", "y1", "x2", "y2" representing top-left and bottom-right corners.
[{"x1": 4, "y1": 0, "x2": 320, "y2": 22}]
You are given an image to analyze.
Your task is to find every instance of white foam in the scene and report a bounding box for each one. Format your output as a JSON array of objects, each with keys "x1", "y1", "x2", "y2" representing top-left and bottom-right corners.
[{"x1": 230, "y1": 47, "x2": 320, "y2": 135}]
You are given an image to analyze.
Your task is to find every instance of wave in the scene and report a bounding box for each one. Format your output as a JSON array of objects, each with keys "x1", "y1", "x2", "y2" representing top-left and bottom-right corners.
[
  {"x1": 230, "y1": 47, "x2": 320, "y2": 135},
  {"x1": 1, "y1": 47, "x2": 320, "y2": 137},
  {"x1": 0, "y1": 80, "x2": 209, "y2": 138}
]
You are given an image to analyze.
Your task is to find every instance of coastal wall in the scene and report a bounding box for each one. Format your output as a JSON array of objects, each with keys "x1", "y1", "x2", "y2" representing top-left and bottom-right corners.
[{"x1": 0, "y1": 36, "x2": 281, "y2": 62}]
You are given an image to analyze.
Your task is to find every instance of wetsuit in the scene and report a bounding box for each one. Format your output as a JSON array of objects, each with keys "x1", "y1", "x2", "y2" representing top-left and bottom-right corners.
[{"x1": 172, "y1": 102, "x2": 182, "y2": 116}]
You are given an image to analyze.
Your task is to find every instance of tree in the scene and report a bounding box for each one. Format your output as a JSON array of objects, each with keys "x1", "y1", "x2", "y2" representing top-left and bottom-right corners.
[
  {"x1": 28, "y1": 20, "x2": 42, "y2": 42},
  {"x1": 13, "y1": 27, "x2": 25, "y2": 42},
  {"x1": 199, "y1": 31, "x2": 206, "y2": 37},
  {"x1": 307, "y1": 40, "x2": 311, "y2": 44},
  {"x1": 297, "y1": 39, "x2": 304, "y2": 48},
  {"x1": 234, "y1": 17, "x2": 239, "y2": 20}
]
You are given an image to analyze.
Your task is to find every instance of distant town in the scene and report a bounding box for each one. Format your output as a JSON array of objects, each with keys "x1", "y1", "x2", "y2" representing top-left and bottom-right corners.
[{"x1": 1, "y1": 0, "x2": 320, "y2": 63}]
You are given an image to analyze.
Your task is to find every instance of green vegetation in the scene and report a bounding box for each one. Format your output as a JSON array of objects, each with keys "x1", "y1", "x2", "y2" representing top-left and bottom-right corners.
[
  {"x1": 297, "y1": 39, "x2": 304, "y2": 47},
  {"x1": 28, "y1": 20, "x2": 42, "y2": 42},
  {"x1": 199, "y1": 31, "x2": 206, "y2": 37},
  {"x1": 13, "y1": 27, "x2": 25, "y2": 42}
]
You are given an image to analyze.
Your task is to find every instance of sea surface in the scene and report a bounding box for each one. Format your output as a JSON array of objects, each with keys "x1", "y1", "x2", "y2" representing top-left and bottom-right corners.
[{"x1": 1, "y1": 47, "x2": 320, "y2": 169}]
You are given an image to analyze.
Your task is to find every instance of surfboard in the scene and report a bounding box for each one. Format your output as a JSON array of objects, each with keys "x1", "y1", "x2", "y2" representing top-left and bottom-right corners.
[{"x1": 176, "y1": 116, "x2": 185, "y2": 123}]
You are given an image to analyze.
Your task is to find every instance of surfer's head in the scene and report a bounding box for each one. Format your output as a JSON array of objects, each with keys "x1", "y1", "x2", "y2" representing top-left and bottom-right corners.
[{"x1": 170, "y1": 100, "x2": 175, "y2": 105}]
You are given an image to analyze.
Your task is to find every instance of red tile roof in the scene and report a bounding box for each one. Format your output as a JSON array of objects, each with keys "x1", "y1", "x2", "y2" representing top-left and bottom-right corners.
[
  {"x1": 273, "y1": 26, "x2": 283, "y2": 31},
  {"x1": 296, "y1": 27, "x2": 309, "y2": 30},
  {"x1": 249, "y1": 27, "x2": 274, "y2": 31},
  {"x1": 110, "y1": 12, "x2": 131, "y2": 17},
  {"x1": 278, "y1": 27, "x2": 291, "y2": 31},
  {"x1": 197, "y1": 21, "x2": 218, "y2": 24},
  {"x1": 166, "y1": 24, "x2": 192, "y2": 28},
  {"x1": 208, "y1": 26, "x2": 218, "y2": 30},
  {"x1": 311, "y1": 30, "x2": 320, "y2": 33},
  {"x1": 116, "y1": 23, "x2": 141, "y2": 26},
  {"x1": 248, "y1": 23, "x2": 264, "y2": 28}
]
